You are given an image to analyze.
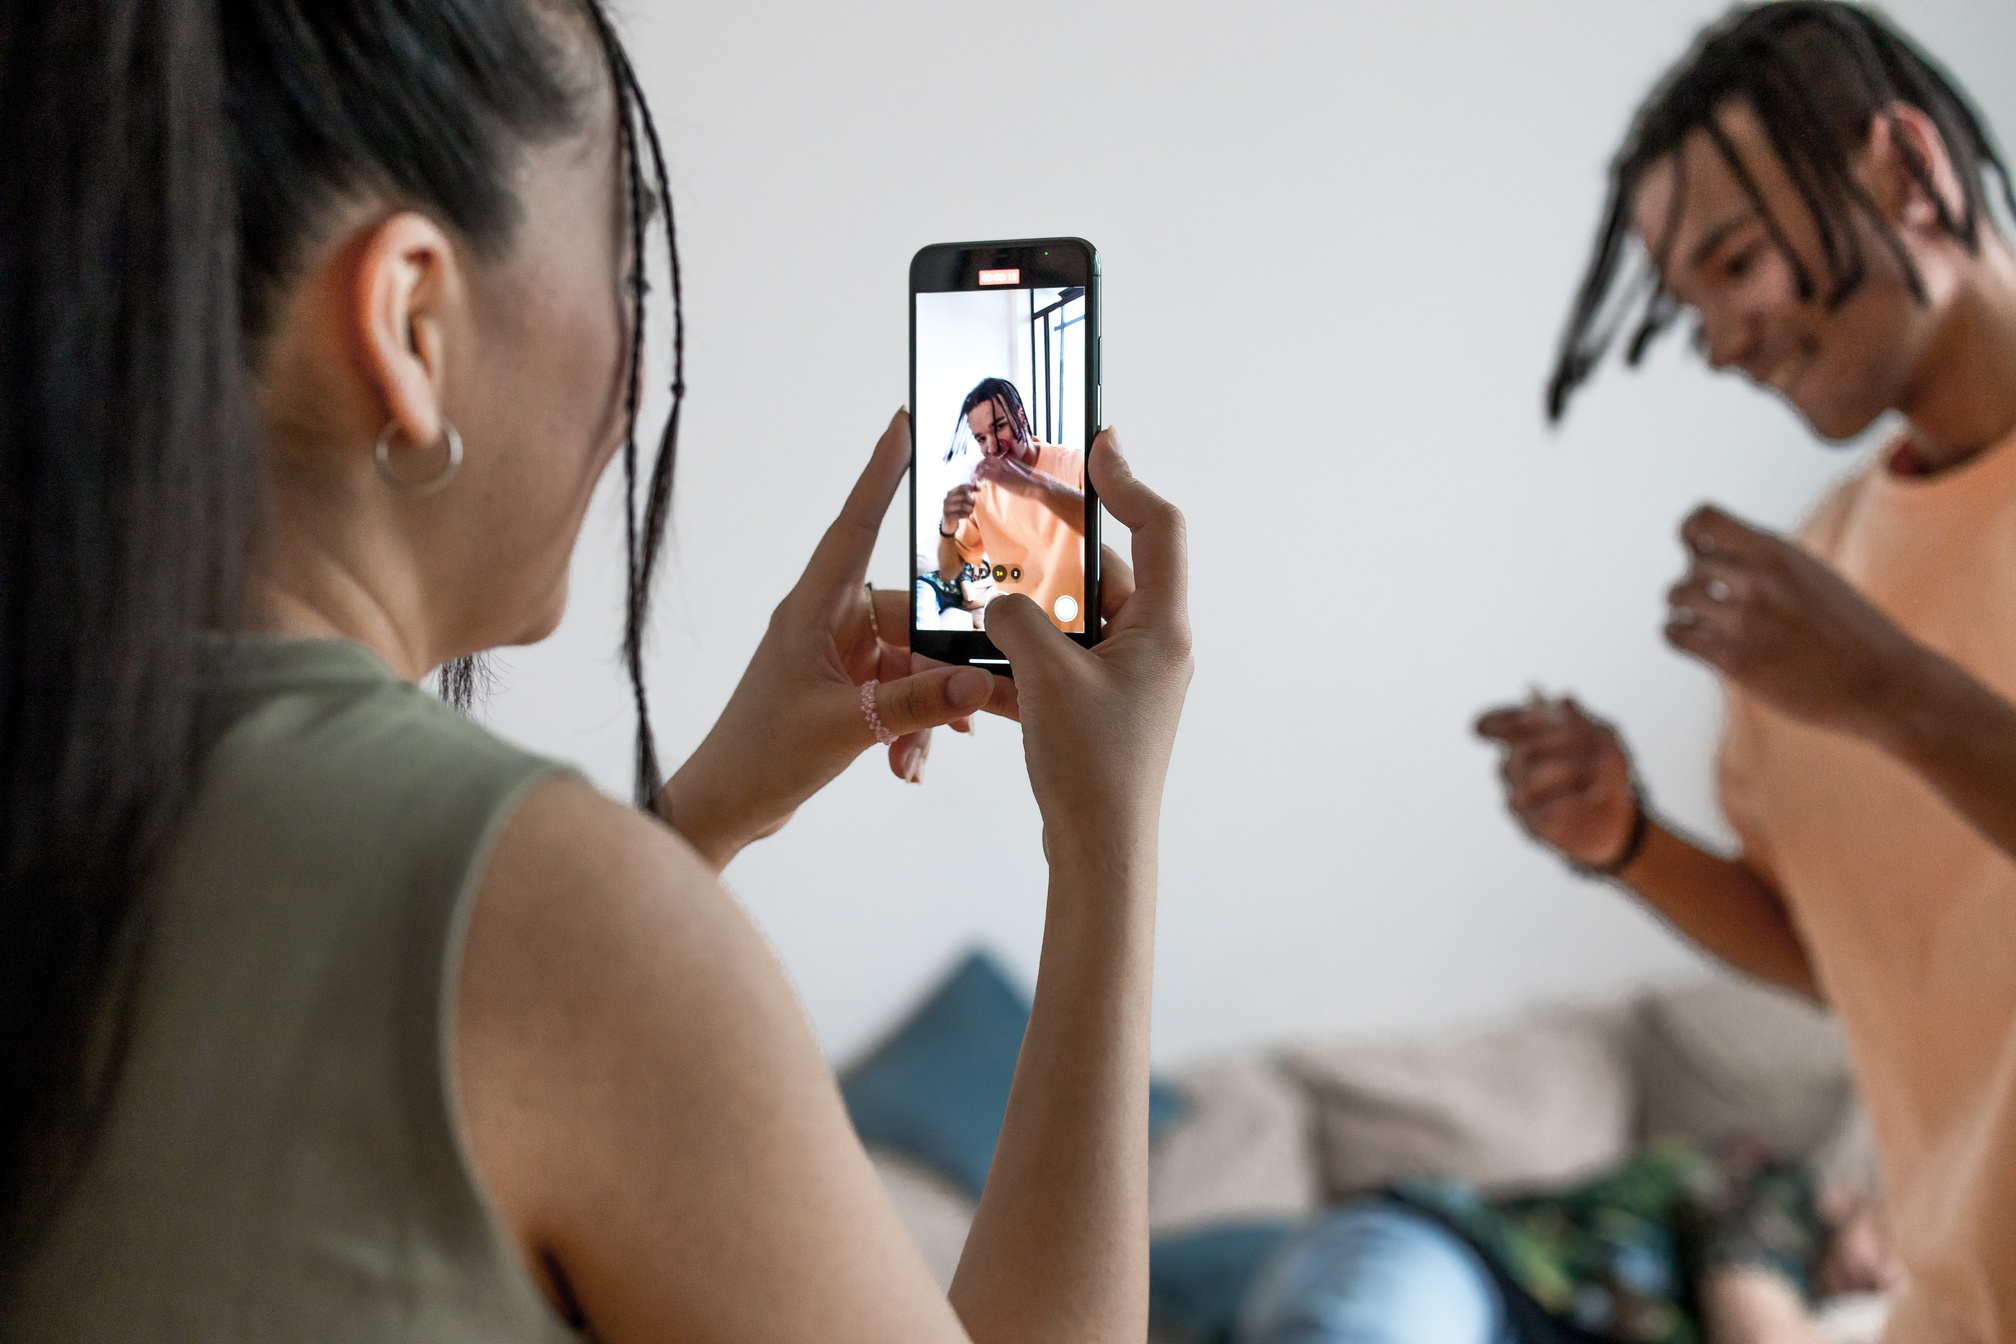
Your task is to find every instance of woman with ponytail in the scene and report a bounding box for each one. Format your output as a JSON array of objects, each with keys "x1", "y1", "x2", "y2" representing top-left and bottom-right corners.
[{"x1": 0, "y1": 3, "x2": 1193, "y2": 1340}]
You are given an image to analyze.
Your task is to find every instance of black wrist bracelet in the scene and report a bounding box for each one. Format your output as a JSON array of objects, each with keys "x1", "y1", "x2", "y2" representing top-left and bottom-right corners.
[
  {"x1": 938, "y1": 523, "x2": 957, "y2": 538},
  {"x1": 1574, "y1": 791, "x2": 1652, "y2": 879}
]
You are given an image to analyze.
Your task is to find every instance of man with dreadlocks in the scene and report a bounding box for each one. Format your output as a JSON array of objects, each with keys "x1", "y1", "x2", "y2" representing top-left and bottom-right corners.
[
  {"x1": 1469, "y1": 4, "x2": 2016, "y2": 1343},
  {"x1": 938, "y1": 376, "x2": 1088, "y2": 632}
]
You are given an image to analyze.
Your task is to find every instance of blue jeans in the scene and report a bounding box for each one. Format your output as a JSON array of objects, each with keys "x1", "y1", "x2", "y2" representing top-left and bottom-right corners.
[{"x1": 1237, "y1": 1199, "x2": 1519, "y2": 1344}]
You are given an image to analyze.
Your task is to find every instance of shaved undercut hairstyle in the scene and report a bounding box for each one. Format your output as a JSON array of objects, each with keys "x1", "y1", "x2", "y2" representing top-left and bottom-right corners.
[
  {"x1": 1547, "y1": 1, "x2": 2016, "y2": 421},
  {"x1": 947, "y1": 377, "x2": 1032, "y2": 462}
]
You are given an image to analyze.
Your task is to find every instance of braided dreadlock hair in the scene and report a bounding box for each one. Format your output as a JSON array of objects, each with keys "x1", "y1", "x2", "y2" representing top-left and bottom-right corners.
[
  {"x1": 1547, "y1": 1, "x2": 2016, "y2": 422},
  {"x1": 454, "y1": 4, "x2": 686, "y2": 810}
]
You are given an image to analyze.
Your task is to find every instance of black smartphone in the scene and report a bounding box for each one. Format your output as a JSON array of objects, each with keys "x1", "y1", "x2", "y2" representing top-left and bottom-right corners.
[{"x1": 909, "y1": 238, "x2": 1101, "y2": 671}]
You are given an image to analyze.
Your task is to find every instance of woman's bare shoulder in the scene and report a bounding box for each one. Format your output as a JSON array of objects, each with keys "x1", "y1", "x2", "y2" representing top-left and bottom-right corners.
[
  {"x1": 453, "y1": 775, "x2": 961, "y2": 1344},
  {"x1": 456, "y1": 775, "x2": 798, "y2": 1143},
  {"x1": 473, "y1": 773, "x2": 718, "y2": 931}
]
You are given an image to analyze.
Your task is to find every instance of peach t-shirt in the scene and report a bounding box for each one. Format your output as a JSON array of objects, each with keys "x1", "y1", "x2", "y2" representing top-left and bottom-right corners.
[
  {"x1": 954, "y1": 442, "x2": 1087, "y2": 632},
  {"x1": 1718, "y1": 427, "x2": 2016, "y2": 1344}
]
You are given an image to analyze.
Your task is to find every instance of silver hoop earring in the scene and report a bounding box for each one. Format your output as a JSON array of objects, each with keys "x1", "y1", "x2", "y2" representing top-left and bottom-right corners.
[{"x1": 374, "y1": 420, "x2": 464, "y2": 496}]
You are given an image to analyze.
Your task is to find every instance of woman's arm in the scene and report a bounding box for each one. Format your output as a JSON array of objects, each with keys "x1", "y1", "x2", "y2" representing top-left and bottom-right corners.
[
  {"x1": 944, "y1": 439, "x2": 1188, "y2": 1339},
  {"x1": 459, "y1": 778, "x2": 967, "y2": 1343},
  {"x1": 458, "y1": 427, "x2": 1189, "y2": 1344}
]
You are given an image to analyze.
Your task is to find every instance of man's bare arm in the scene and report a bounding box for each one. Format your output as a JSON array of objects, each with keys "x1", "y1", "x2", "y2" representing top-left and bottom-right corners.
[{"x1": 1670, "y1": 506, "x2": 2016, "y2": 873}]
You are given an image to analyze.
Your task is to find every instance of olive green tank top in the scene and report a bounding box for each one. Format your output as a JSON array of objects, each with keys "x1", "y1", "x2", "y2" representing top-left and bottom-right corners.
[{"x1": 3, "y1": 637, "x2": 583, "y2": 1343}]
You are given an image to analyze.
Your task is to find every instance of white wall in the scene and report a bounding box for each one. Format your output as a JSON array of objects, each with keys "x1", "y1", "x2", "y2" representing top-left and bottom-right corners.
[{"x1": 486, "y1": 0, "x2": 2016, "y2": 1065}]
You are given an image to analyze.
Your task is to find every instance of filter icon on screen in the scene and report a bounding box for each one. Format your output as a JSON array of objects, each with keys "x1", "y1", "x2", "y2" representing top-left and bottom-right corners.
[{"x1": 1053, "y1": 595, "x2": 1079, "y2": 624}]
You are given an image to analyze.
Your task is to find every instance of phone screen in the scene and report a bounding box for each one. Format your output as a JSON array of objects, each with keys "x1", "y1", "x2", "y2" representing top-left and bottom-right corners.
[{"x1": 910, "y1": 239, "x2": 1100, "y2": 667}]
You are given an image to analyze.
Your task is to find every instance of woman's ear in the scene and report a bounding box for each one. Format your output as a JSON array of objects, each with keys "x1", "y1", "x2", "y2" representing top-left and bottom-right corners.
[
  {"x1": 1866, "y1": 101, "x2": 1966, "y2": 232},
  {"x1": 354, "y1": 212, "x2": 461, "y2": 450}
]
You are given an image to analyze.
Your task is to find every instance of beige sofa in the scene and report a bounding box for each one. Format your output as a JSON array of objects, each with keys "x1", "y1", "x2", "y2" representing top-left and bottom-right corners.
[{"x1": 871, "y1": 973, "x2": 1888, "y2": 1343}]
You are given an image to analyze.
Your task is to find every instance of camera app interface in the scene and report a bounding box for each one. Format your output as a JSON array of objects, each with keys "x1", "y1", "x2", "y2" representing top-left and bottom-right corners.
[{"x1": 915, "y1": 279, "x2": 1088, "y2": 635}]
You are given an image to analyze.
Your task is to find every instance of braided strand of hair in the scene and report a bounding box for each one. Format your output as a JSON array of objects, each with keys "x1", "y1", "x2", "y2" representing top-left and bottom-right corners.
[{"x1": 1547, "y1": 1, "x2": 2015, "y2": 422}]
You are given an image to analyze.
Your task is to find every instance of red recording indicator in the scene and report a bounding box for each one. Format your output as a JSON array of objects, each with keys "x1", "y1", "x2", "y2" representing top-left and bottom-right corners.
[{"x1": 977, "y1": 268, "x2": 1020, "y2": 286}]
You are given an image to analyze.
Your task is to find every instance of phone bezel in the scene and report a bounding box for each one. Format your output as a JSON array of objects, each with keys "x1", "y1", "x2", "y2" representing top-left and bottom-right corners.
[{"x1": 909, "y1": 237, "x2": 1102, "y2": 670}]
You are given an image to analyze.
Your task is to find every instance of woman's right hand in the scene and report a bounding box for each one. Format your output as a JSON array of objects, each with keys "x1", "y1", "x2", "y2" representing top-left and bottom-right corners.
[
  {"x1": 658, "y1": 410, "x2": 1018, "y2": 871},
  {"x1": 982, "y1": 430, "x2": 1192, "y2": 846},
  {"x1": 1475, "y1": 696, "x2": 1637, "y2": 868}
]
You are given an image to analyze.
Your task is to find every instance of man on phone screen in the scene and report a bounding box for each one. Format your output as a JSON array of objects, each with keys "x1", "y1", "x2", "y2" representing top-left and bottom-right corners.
[
  {"x1": 1473, "y1": 6, "x2": 2016, "y2": 1339},
  {"x1": 937, "y1": 377, "x2": 1086, "y2": 633}
]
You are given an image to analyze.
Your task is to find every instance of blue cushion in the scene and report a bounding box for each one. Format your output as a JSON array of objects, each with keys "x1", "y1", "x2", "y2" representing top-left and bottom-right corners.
[
  {"x1": 842, "y1": 948, "x2": 1187, "y2": 1197},
  {"x1": 1149, "y1": 1071, "x2": 1187, "y2": 1135},
  {"x1": 1149, "y1": 1219, "x2": 1301, "y2": 1344}
]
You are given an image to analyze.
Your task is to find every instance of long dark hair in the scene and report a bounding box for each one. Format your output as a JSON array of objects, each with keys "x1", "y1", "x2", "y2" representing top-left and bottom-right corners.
[
  {"x1": 0, "y1": 0, "x2": 682, "y2": 1259},
  {"x1": 947, "y1": 376, "x2": 1032, "y2": 463},
  {"x1": 1547, "y1": 1, "x2": 2016, "y2": 421}
]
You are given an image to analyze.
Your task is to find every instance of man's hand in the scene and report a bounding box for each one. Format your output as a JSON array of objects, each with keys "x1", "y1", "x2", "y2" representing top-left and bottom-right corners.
[
  {"x1": 1479, "y1": 684, "x2": 1821, "y2": 997},
  {"x1": 973, "y1": 453, "x2": 1047, "y2": 499},
  {"x1": 942, "y1": 482, "x2": 977, "y2": 534},
  {"x1": 1666, "y1": 505, "x2": 1927, "y2": 738},
  {"x1": 974, "y1": 454, "x2": 1085, "y2": 530},
  {"x1": 1475, "y1": 696, "x2": 1639, "y2": 869}
]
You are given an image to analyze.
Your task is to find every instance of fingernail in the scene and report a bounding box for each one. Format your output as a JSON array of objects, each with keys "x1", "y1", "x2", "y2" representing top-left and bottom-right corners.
[{"x1": 948, "y1": 666, "x2": 991, "y2": 708}]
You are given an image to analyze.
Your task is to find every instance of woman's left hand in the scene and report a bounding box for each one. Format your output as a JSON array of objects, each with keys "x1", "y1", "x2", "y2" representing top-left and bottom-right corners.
[{"x1": 657, "y1": 409, "x2": 1020, "y2": 870}]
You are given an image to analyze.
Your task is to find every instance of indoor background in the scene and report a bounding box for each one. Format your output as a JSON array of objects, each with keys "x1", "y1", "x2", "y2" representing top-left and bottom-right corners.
[{"x1": 482, "y1": 0, "x2": 2016, "y2": 1064}]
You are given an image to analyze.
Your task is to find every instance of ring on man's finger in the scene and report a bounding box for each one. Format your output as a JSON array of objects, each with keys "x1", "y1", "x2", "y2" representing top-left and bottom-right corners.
[{"x1": 1705, "y1": 578, "x2": 1732, "y2": 602}]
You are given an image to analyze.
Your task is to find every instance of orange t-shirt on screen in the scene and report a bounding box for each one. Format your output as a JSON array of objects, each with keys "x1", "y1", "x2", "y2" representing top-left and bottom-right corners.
[
  {"x1": 953, "y1": 442, "x2": 1086, "y2": 632},
  {"x1": 1718, "y1": 428, "x2": 2016, "y2": 1344}
]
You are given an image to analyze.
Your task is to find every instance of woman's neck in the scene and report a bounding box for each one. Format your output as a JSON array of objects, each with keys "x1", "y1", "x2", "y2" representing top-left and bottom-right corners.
[{"x1": 249, "y1": 502, "x2": 439, "y2": 683}]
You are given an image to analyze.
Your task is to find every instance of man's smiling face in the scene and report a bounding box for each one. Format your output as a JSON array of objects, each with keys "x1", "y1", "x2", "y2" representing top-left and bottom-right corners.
[{"x1": 1633, "y1": 101, "x2": 1940, "y2": 442}]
